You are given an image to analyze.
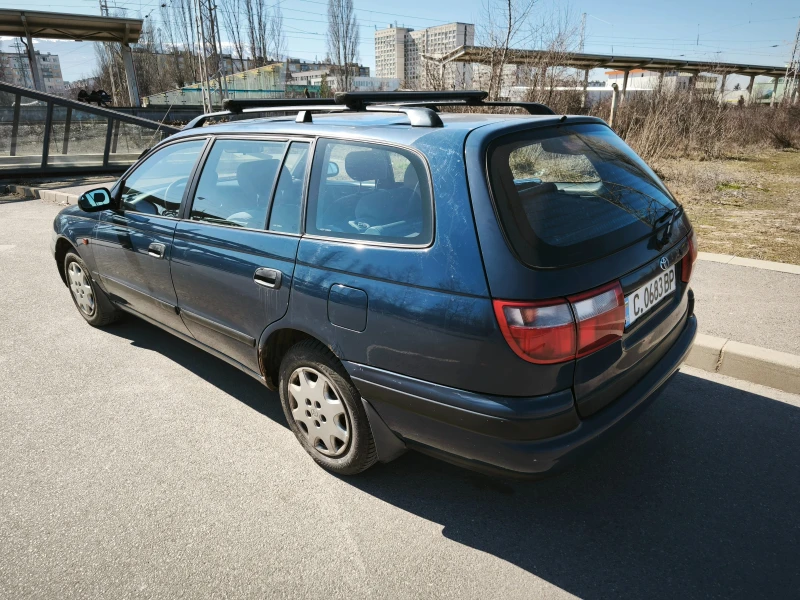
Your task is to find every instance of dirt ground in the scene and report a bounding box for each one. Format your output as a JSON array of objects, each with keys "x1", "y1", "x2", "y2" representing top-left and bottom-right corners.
[{"x1": 654, "y1": 149, "x2": 800, "y2": 265}]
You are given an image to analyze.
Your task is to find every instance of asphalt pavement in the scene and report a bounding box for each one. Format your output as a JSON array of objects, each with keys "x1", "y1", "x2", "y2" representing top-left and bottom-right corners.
[{"x1": 2, "y1": 198, "x2": 800, "y2": 599}]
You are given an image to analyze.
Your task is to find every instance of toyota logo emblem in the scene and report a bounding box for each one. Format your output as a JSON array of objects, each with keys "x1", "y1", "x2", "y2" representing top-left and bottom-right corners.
[{"x1": 660, "y1": 257, "x2": 670, "y2": 271}]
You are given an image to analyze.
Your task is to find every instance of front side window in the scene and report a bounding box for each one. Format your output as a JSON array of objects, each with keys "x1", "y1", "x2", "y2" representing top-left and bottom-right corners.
[
  {"x1": 191, "y1": 139, "x2": 287, "y2": 229},
  {"x1": 306, "y1": 139, "x2": 433, "y2": 245},
  {"x1": 120, "y1": 140, "x2": 206, "y2": 216},
  {"x1": 488, "y1": 123, "x2": 679, "y2": 268}
]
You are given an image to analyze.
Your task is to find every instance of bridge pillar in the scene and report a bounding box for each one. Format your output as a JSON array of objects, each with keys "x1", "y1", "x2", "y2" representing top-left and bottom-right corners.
[
  {"x1": 718, "y1": 73, "x2": 727, "y2": 105},
  {"x1": 21, "y1": 15, "x2": 45, "y2": 92},
  {"x1": 770, "y1": 77, "x2": 779, "y2": 107},
  {"x1": 621, "y1": 69, "x2": 630, "y2": 101},
  {"x1": 580, "y1": 68, "x2": 589, "y2": 110},
  {"x1": 121, "y1": 44, "x2": 141, "y2": 107}
]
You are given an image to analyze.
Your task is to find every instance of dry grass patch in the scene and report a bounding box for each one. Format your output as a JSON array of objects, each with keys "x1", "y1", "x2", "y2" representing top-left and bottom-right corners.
[{"x1": 654, "y1": 149, "x2": 800, "y2": 264}]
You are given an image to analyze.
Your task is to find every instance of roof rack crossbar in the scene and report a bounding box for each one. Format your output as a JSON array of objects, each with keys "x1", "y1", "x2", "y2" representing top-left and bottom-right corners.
[
  {"x1": 480, "y1": 101, "x2": 556, "y2": 115},
  {"x1": 222, "y1": 97, "x2": 337, "y2": 114},
  {"x1": 183, "y1": 105, "x2": 348, "y2": 129},
  {"x1": 334, "y1": 90, "x2": 488, "y2": 111}
]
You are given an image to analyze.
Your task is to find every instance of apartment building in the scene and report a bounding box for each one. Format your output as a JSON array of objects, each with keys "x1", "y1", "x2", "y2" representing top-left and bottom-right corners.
[
  {"x1": 375, "y1": 22, "x2": 474, "y2": 88},
  {"x1": 0, "y1": 50, "x2": 65, "y2": 94}
]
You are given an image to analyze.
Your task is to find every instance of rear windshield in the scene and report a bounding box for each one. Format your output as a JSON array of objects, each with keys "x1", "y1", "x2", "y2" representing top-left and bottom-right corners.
[{"x1": 488, "y1": 123, "x2": 678, "y2": 268}]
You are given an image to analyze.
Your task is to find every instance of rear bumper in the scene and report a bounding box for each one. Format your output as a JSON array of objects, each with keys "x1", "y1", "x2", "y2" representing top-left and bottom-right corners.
[{"x1": 345, "y1": 313, "x2": 697, "y2": 478}]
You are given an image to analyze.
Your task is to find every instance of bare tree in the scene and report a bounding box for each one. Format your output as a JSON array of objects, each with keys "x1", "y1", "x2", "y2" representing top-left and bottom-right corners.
[
  {"x1": 219, "y1": 0, "x2": 247, "y2": 71},
  {"x1": 327, "y1": 0, "x2": 359, "y2": 91},
  {"x1": 517, "y1": 4, "x2": 582, "y2": 106},
  {"x1": 160, "y1": 3, "x2": 188, "y2": 86},
  {"x1": 268, "y1": 5, "x2": 286, "y2": 61},
  {"x1": 171, "y1": 0, "x2": 198, "y2": 83},
  {"x1": 477, "y1": 0, "x2": 538, "y2": 100},
  {"x1": 244, "y1": 0, "x2": 269, "y2": 66}
]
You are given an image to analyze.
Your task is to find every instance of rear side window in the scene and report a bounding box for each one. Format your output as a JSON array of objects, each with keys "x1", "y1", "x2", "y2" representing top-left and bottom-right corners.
[
  {"x1": 305, "y1": 139, "x2": 433, "y2": 245},
  {"x1": 488, "y1": 123, "x2": 678, "y2": 268}
]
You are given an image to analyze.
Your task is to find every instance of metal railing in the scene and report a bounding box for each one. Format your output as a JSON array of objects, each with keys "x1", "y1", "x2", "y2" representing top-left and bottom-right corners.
[{"x1": 0, "y1": 81, "x2": 182, "y2": 178}]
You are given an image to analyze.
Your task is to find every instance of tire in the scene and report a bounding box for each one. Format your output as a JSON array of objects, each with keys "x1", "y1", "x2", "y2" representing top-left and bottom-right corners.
[
  {"x1": 64, "y1": 251, "x2": 120, "y2": 327},
  {"x1": 279, "y1": 339, "x2": 377, "y2": 475}
]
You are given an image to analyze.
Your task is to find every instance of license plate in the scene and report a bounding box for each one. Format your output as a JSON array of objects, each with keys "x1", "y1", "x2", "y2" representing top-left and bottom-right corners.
[{"x1": 624, "y1": 266, "x2": 676, "y2": 327}]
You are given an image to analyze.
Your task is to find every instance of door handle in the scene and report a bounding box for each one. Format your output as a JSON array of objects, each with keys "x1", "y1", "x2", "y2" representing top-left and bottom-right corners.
[
  {"x1": 148, "y1": 242, "x2": 167, "y2": 258},
  {"x1": 110, "y1": 214, "x2": 126, "y2": 225},
  {"x1": 254, "y1": 267, "x2": 282, "y2": 289}
]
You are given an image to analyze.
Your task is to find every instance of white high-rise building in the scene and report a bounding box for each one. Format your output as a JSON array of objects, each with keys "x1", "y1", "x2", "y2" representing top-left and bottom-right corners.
[{"x1": 375, "y1": 23, "x2": 474, "y2": 89}]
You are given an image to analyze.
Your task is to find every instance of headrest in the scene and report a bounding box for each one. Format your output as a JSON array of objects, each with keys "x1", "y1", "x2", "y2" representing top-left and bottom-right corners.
[
  {"x1": 345, "y1": 151, "x2": 390, "y2": 183},
  {"x1": 403, "y1": 163, "x2": 420, "y2": 190},
  {"x1": 237, "y1": 159, "x2": 280, "y2": 198}
]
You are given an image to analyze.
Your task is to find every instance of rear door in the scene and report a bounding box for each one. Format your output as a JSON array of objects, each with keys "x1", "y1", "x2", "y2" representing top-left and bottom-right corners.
[
  {"x1": 93, "y1": 138, "x2": 207, "y2": 334},
  {"x1": 170, "y1": 137, "x2": 311, "y2": 372},
  {"x1": 470, "y1": 121, "x2": 694, "y2": 414}
]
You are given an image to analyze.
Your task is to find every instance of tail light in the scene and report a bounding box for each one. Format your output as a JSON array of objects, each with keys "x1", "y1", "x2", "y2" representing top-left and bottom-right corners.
[
  {"x1": 681, "y1": 230, "x2": 698, "y2": 283},
  {"x1": 493, "y1": 300, "x2": 576, "y2": 364},
  {"x1": 494, "y1": 281, "x2": 625, "y2": 364},
  {"x1": 568, "y1": 281, "x2": 625, "y2": 358}
]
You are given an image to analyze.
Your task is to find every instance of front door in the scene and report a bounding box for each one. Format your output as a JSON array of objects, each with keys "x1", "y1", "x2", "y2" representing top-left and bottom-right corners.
[
  {"x1": 170, "y1": 138, "x2": 311, "y2": 372},
  {"x1": 93, "y1": 139, "x2": 207, "y2": 334}
]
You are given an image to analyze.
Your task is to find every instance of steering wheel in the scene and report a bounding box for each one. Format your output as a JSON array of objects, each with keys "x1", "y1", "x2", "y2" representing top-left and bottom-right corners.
[{"x1": 165, "y1": 176, "x2": 190, "y2": 205}]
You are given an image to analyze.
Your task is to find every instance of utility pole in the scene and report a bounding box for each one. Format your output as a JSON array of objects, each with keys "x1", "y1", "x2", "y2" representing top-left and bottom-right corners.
[
  {"x1": 195, "y1": 0, "x2": 225, "y2": 109},
  {"x1": 98, "y1": 0, "x2": 120, "y2": 103},
  {"x1": 194, "y1": 0, "x2": 212, "y2": 111},
  {"x1": 213, "y1": 4, "x2": 229, "y2": 99},
  {"x1": 784, "y1": 17, "x2": 800, "y2": 105},
  {"x1": 12, "y1": 39, "x2": 31, "y2": 87},
  {"x1": 580, "y1": 13, "x2": 586, "y2": 53}
]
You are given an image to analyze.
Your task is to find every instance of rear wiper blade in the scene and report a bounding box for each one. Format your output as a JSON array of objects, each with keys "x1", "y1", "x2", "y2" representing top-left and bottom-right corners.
[{"x1": 658, "y1": 206, "x2": 684, "y2": 245}]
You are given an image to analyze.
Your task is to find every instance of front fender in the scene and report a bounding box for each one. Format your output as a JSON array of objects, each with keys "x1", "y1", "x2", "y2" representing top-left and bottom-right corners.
[{"x1": 52, "y1": 207, "x2": 102, "y2": 279}]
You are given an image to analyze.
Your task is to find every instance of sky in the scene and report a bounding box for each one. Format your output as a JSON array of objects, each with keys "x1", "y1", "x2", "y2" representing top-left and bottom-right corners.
[{"x1": 0, "y1": 0, "x2": 797, "y2": 84}]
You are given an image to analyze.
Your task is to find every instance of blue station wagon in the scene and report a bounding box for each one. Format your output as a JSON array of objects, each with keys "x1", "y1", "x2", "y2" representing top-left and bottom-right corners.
[{"x1": 52, "y1": 91, "x2": 698, "y2": 478}]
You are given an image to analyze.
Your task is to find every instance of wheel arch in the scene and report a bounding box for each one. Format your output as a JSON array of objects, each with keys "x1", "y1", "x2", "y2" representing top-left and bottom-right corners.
[
  {"x1": 259, "y1": 326, "x2": 345, "y2": 390},
  {"x1": 54, "y1": 236, "x2": 78, "y2": 286}
]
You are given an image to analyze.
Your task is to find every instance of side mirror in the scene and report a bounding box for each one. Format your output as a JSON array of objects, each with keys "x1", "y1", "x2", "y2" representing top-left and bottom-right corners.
[
  {"x1": 77, "y1": 188, "x2": 113, "y2": 212},
  {"x1": 326, "y1": 161, "x2": 340, "y2": 178}
]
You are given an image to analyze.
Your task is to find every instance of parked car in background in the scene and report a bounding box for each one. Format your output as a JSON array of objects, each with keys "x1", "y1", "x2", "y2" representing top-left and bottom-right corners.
[{"x1": 51, "y1": 91, "x2": 697, "y2": 478}]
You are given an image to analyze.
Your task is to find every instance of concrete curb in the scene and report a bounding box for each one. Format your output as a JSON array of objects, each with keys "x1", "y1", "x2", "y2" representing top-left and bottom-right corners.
[
  {"x1": 686, "y1": 334, "x2": 800, "y2": 395},
  {"x1": 6, "y1": 184, "x2": 40, "y2": 200},
  {"x1": 698, "y1": 252, "x2": 800, "y2": 275},
  {"x1": 6, "y1": 184, "x2": 102, "y2": 206}
]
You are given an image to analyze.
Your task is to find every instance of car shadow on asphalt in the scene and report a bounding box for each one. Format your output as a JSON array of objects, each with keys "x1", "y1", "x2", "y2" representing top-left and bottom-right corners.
[
  {"x1": 107, "y1": 318, "x2": 288, "y2": 428},
  {"x1": 103, "y1": 318, "x2": 800, "y2": 597},
  {"x1": 348, "y1": 372, "x2": 800, "y2": 599}
]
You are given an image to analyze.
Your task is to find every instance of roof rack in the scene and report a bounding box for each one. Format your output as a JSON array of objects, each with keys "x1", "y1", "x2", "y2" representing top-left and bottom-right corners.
[{"x1": 182, "y1": 90, "x2": 555, "y2": 130}]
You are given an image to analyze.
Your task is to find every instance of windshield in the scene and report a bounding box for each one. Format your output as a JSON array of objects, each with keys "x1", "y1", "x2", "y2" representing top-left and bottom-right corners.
[{"x1": 488, "y1": 123, "x2": 679, "y2": 268}]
